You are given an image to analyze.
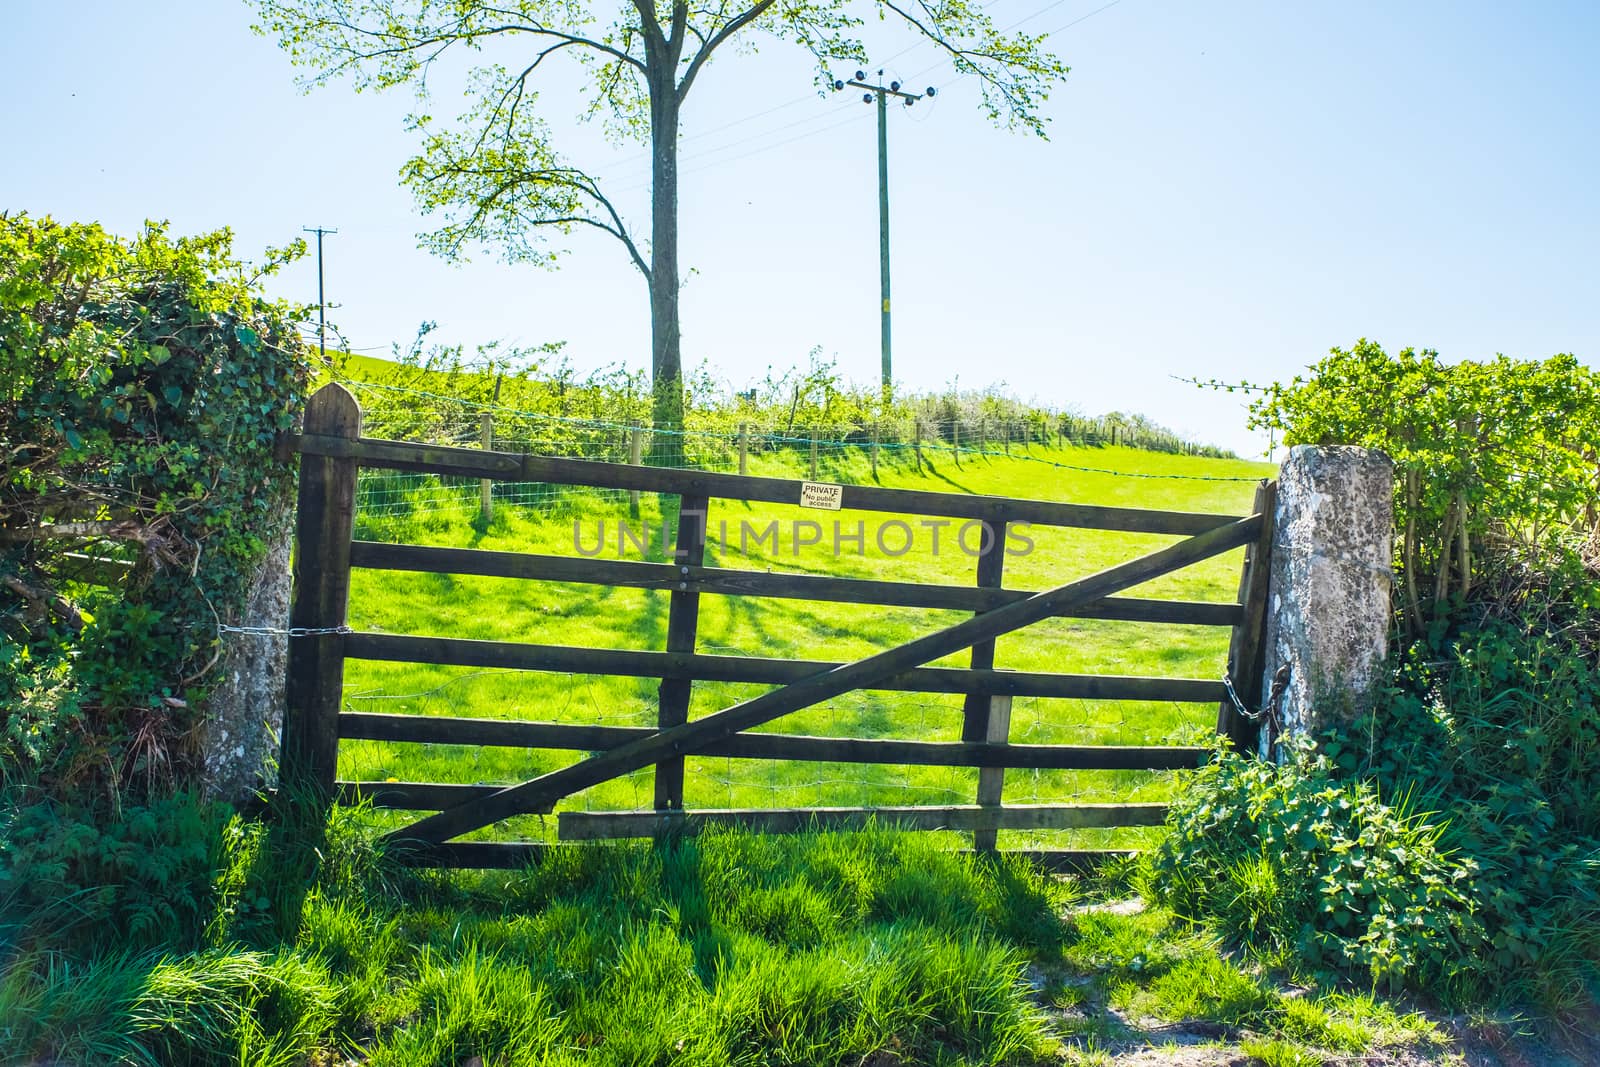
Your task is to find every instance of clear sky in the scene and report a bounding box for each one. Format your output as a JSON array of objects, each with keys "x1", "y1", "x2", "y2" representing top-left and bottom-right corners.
[{"x1": 6, "y1": 1, "x2": 1596, "y2": 456}]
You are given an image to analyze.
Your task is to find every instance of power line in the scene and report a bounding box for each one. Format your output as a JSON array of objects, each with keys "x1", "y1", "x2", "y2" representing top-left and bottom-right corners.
[
  {"x1": 596, "y1": 104, "x2": 869, "y2": 185},
  {"x1": 905, "y1": 0, "x2": 1127, "y2": 87},
  {"x1": 610, "y1": 109, "x2": 871, "y2": 194},
  {"x1": 1038, "y1": 0, "x2": 1125, "y2": 39}
]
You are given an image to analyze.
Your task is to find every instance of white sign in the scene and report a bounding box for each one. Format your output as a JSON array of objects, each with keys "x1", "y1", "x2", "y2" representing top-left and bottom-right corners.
[{"x1": 799, "y1": 481, "x2": 843, "y2": 511}]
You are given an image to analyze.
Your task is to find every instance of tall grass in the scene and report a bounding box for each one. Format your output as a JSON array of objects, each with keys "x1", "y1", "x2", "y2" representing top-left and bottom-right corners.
[{"x1": 2, "y1": 811, "x2": 1070, "y2": 1065}]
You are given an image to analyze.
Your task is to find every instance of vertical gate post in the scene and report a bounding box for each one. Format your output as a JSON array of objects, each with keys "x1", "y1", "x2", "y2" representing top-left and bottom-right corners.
[
  {"x1": 282, "y1": 383, "x2": 361, "y2": 799},
  {"x1": 1217, "y1": 479, "x2": 1276, "y2": 750},
  {"x1": 961, "y1": 516, "x2": 1009, "y2": 848},
  {"x1": 972, "y1": 693, "x2": 1013, "y2": 852},
  {"x1": 655, "y1": 493, "x2": 710, "y2": 809}
]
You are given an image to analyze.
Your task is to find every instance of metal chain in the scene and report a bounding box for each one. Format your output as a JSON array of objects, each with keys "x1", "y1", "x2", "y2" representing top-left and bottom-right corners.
[
  {"x1": 1223, "y1": 664, "x2": 1291, "y2": 754},
  {"x1": 217, "y1": 624, "x2": 352, "y2": 638}
]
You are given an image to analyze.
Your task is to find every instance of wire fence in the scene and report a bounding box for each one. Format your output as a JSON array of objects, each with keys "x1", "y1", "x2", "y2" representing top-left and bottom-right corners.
[{"x1": 340, "y1": 378, "x2": 1261, "y2": 521}]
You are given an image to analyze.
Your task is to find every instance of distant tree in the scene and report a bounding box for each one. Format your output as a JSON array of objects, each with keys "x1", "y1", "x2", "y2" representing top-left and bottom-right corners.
[{"x1": 252, "y1": 0, "x2": 1068, "y2": 450}]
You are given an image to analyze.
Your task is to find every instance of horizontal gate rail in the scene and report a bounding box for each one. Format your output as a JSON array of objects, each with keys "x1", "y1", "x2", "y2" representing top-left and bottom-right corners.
[
  {"x1": 558, "y1": 803, "x2": 1170, "y2": 839},
  {"x1": 295, "y1": 432, "x2": 1243, "y2": 535},
  {"x1": 342, "y1": 781, "x2": 497, "y2": 808},
  {"x1": 343, "y1": 633, "x2": 1226, "y2": 703},
  {"x1": 386, "y1": 512, "x2": 1260, "y2": 846},
  {"x1": 338, "y1": 712, "x2": 1208, "y2": 769},
  {"x1": 348, "y1": 541, "x2": 1242, "y2": 626}
]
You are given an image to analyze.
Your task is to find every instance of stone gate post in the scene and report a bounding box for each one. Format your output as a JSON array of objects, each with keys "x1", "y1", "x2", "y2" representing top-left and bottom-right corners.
[{"x1": 1260, "y1": 446, "x2": 1394, "y2": 756}]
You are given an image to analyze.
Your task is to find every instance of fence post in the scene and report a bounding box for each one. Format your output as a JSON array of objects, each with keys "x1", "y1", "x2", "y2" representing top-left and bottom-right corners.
[
  {"x1": 870, "y1": 422, "x2": 879, "y2": 478},
  {"x1": 952, "y1": 419, "x2": 962, "y2": 468},
  {"x1": 738, "y1": 422, "x2": 748, "y2": 476},
  {"x1": 282, "y1": 383, "x2": 361, "y2": 800},
  {"x1": 913, "y1": 419, "x2": 923, "y2": 472},
  {"x1": 1217, "y1": 480, "x2": 1276, "y2": 751},
  {"x1": 809, "y1": 429, "x2": 819, "y2": 480},
  {"x1": 628, "y1": 426, "x2": 643, "y2": 518},
  {"x1": 656, "y1": 493, "x2": 709, "y2": 810},
  {"x1": 961, "y1": 513, "x2": 1009, "y2": 847},
  {"x1": 478, "y1": 411, "x2": 494, "y2": 524},
  {"x1": 973, "y1": 693, "x2": 1013, "y2": 852}
]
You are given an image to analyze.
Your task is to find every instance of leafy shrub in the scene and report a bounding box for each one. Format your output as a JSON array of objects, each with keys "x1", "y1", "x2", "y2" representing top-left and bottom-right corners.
[
  {"x1": 1245, "y1": 340, "x2": 1599, "y2": 627},
  {"x1": 1328, "y1": 567, "x2": 1600, "y2": 1008},
  {"x1": 1152, "y1": 743, "x2": 1485, "y2": 991}
]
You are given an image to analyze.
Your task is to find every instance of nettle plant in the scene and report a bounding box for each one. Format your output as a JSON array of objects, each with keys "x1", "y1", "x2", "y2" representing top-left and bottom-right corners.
[
  {"x1": 1246, "y1": 340, "x2": 1600, "y2": 629},
  {"x1": 1, "y1": 214, "x2": 310, "y2": 798},
  {"x1": 1152, "y1": 741, "x2": 1486, "y2": 993}
]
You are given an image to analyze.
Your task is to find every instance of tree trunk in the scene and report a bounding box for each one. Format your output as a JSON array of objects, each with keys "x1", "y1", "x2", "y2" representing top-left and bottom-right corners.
[{"x1": 649, "y1": 84, "x2": 684, "y2": 467}]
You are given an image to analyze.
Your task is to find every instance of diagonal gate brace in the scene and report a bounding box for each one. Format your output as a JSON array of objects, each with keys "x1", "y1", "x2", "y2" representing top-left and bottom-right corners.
[{"x1": 386, "y1": 513, "x2": 1262, "y2": 847}]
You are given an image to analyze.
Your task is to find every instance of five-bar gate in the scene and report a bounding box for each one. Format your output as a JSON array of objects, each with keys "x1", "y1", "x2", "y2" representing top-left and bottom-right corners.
[{"x1": 281, "y1": 384, "x2": 1275, "y2": 867}]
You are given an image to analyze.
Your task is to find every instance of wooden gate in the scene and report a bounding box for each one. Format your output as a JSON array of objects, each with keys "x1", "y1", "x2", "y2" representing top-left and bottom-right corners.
[{"x1": 281, "y1": 384, "x2": 1275, "y2": 867}]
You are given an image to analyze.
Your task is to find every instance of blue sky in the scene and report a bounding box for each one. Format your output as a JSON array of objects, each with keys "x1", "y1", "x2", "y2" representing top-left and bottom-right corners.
[{"x1": 6, "y1": 1, "x2": 1596, "y2": 456}]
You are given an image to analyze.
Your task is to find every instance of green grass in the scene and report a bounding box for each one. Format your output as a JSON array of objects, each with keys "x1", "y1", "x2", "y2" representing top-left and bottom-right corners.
[
  {"x1": 338, "y1": 440, "x2": 1273, "y2": 850},
  {"x1": 3, "y1": 816, "x2": 1073, "y2": 1065},
  {"x1": 2, "y1": 810, "x2": 1457, "y2": 1065}
]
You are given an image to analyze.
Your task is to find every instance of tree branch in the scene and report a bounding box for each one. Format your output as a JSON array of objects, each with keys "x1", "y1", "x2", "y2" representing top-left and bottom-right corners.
[
  {"x1": 277, "y1": 7, "x2": 644, "y2": 86},
  {"x1": 880, "y1": 0, "x2": 1060, "y2": 130},
  {"x1": 677, "y1": 0, "x2": 777, "y2": 100},
  {"x1": 631, "y1": 0, "x2": 669, "y2": 60},
  {"x1": 414, "y1": 155, "x2": 650, "y2": 283}
]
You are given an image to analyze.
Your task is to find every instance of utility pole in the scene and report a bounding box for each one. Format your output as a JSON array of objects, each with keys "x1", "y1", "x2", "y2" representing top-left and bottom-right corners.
[
  {"x1": 303, "y1": 226, "x2": 338, "y2": 360},
  {"x1": 832, "y1": 71, "x2": 934, "y2": 398}
]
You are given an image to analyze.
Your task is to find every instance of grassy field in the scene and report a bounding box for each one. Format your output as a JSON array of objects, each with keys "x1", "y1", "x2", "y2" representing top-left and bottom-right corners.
[{"x1": 336, "y1": 437, "x2": 1274, "y2": 849}]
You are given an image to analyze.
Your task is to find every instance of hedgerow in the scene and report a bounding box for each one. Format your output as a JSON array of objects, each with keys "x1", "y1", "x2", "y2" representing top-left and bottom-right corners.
[{"x1": 1, "y1": 215, "x2": 310, "y2": 950}]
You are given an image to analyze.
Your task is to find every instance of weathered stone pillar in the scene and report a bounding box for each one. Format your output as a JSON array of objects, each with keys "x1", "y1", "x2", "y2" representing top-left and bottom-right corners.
[
  {"x1": 200, "y1": 521, "x2": 292, "y2": 801},
  {"x1": 1261, "y1": 446, "x2": 1394, "y2": 756}
]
